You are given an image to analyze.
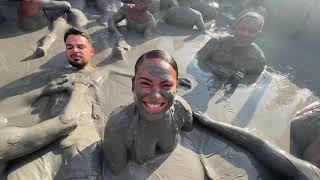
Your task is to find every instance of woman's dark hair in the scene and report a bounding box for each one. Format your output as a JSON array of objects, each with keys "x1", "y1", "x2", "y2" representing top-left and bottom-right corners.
[{"x1": 134, "y1": 50, "x2": 178, "y2": 78}]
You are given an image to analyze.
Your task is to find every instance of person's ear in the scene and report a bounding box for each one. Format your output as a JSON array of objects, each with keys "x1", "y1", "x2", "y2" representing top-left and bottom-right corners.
[
  {"x1": 91, "y1": 47, "x2": 95, "y2": 56},
  {"x1": 132, "y1": 76, "x2": 135, "y2": 92}
]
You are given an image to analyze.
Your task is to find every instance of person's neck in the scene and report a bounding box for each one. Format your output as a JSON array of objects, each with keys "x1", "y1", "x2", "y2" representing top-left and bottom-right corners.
[
  {"x1": 78, "y1": 64, "x2": 94, "y2": 72},
  {"x1": 137, "y1": 110, "x2": 170, "y2": 127}
]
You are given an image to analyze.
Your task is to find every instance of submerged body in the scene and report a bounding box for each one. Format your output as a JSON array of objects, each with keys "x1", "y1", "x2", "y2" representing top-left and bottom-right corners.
[
  {"x1": 197, "y1": 35, "x2": 266, "y2": 80},
  {"x1": 162, "y1": 0, "x2": 205, "y2": 31},
  {"x1": 7, "y1": 28, "x2": 105, "y2": 180},
  {"x1": 197, "y1": 12, "x2": 266, "y2": 82},
  {"x1": 104, "y1": 95, "x2": 192, "y2": 173},
  {"x1": 103, "y1": 50, "x2": 193, "y2": 173},
  {"x1": 7, "y1": 70, "x2": 105, "y2": 180}
]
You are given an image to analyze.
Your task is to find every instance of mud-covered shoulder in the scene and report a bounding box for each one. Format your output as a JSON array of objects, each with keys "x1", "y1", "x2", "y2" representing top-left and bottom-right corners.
[
  {"x1": 106, "y1": 103, "x2": 135, "y2": 130},
  {"x1": 196, "y1": 37, "x2": 217, "y2": 60},
  {"x1": 173, "y1": 95, "x2": 193, "y2": 131},
  {"x1": 250, "y1": 43, "x2": 267, "y2": 67}
]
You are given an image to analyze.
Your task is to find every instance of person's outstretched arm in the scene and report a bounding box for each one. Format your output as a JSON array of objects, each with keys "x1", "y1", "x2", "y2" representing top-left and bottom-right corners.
[
  {"x1": 0, "y1": 116, "x2": 76, "y2": 162},
  {"x1": 193, "y1": 111, "x2": 320, "y2": 179},
  {"x1": 0, "y1": 79, "x2": 94, "y2": 163}
]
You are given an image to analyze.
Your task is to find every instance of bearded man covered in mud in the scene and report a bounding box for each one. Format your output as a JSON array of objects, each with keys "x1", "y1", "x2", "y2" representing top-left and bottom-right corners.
[
  {"x1": 18, "y1": 0, "x2": 87, "y2": 58},
  {"x1": 7, "y1": 27, "x2": 105, "y2": 180},
  {"x1": 197, "y1": 11, "x2": 266, "y2": 84}
]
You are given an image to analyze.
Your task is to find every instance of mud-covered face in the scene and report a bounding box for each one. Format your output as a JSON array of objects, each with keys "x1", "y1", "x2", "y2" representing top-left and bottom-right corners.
[
  {"x1": 132, "y1": 58, "x2": 177, "y2": 122},
  {"x1": 65, "y1": 34, "x2": 94, "y2": 69},
  {"x1": 234, "y1": 17, "x2": 262, "y2": 47}
]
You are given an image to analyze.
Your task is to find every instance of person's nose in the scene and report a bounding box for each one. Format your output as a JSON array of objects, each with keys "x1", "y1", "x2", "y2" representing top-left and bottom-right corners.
[
  {"x1": 71, "y1": 47, "x2": 80, "y2": 53},
  {"x1": 149, "y1": 89, "x2": 162, "y2": 99}
]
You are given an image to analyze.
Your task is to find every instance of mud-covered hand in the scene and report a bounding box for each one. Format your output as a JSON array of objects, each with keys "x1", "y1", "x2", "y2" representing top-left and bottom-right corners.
[
  {"x1": 40, "y1": 75, "x2": 70, "y2": 96},
  {"x1": 41, "y1": 73, "x2": 95, "y2": 96},
  {"x1": 192, "y1": 111, "x2": 213, "y2": 125}
]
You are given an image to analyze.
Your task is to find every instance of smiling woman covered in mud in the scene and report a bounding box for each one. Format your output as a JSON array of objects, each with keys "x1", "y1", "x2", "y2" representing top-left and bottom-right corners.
[{"x1": 103, "y1": 50, "x2": 193, "y2": 174}]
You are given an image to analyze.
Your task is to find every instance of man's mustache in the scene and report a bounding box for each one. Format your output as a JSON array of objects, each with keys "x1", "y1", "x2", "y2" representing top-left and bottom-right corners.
[{"x1": 71, "y1": 54, "x2": 83, "y2": 58}]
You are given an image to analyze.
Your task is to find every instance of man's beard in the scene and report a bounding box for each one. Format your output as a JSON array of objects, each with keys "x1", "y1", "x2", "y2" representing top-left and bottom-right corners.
[{"x1": 69, "y1": 59, "x2": 87, "y2": 69}]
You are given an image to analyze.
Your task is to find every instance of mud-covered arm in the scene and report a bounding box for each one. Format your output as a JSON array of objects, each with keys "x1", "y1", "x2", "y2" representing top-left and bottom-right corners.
[
  {"x1": 103, "y1": 112, "x2": 128, "y2": 174},
  {"x1": 248, "y1": 45, "x2": 267, "y2": 76},
  {"x1": 193, "y1": 111, "x2": 320, "y2": 179},
  {"x1": 0, "y1": 116, "x2": 76, "y2": 162},
  {"x1": 108, "y1": 10, "x2": 126, "y2": 39},
  {"x1": 60, "y1": 83, "x2": 91, "y2": 123},
  {"x1": 174, "y1": 95, "x2": 193, "y2": 131},
  {"x1": 196, "y1": 38, "x2": 218, "y2": 62},
  {"x1": 295, "y1": 101, "x2": 320, "y2": 117}
]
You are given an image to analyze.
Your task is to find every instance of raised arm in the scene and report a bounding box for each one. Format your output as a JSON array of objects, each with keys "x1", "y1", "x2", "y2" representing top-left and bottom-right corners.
[
  {"x1": 193, "y1": 111, "x2": 320, "y2": 179},
  {"x1": 174, "y1": 95, "x2": 193, "y2": 131},
  {"x1": 108, "y1": 11, "x2": 126, "y2": 40},
  {"x1": 0, "y1": 74, "x2": 96, "y2": 163}
]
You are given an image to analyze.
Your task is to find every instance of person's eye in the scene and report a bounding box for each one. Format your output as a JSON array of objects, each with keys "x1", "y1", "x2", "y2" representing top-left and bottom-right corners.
[
  {"x1": 66, "y1": 46, "x2": 73, "y2": 50},
  {"x1": 162, "y1": 83, "x2": 173, "y2": 89},
  {"x1": 78, "y1": 45, "x2": 85, "y2": 49},
  {"x1": 140, "y1": 81, "x2": 151, "y2": 87}
]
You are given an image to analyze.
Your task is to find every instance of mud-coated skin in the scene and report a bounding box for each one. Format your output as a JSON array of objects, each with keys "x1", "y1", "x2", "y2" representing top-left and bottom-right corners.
[
  {"x1": 0, "y1": 114, "x2": 77, "y2": 179},
  {"x1": 291, "y1": 101, "x2": 320, "y2": 168},
  {"x1": 182, "y1": 0, "x2": 218, "y2": 20},
  {"x1": 193, "y1": 111, "x2": 320, "y2": 180},
  {"x1": 162, "y1": 0, "x2": 205, "y2": 31},
  {"x1": 108, "y1": 4, "x2": 156, "y2": 38},
  {"x1": 7, "y1": 69, "x2": 105, "y2": 180},
  {"x1": 103, "y1": 95, "x2": 193, "y2": 174},
  {"x1": 196, "y1": 35, "x2": 266, "y2": 81},
  {"x1": 18, "y1": 0, "x2": 87, "y2": 58},
  {"x1": 18, "y1": 0, "x2": 70, "y2": 31}
]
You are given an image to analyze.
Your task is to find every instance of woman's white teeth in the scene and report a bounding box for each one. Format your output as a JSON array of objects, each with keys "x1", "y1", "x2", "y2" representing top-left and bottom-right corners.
[{"x1": 146, "y1": 103, "x2": 161, "y2": 108}]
